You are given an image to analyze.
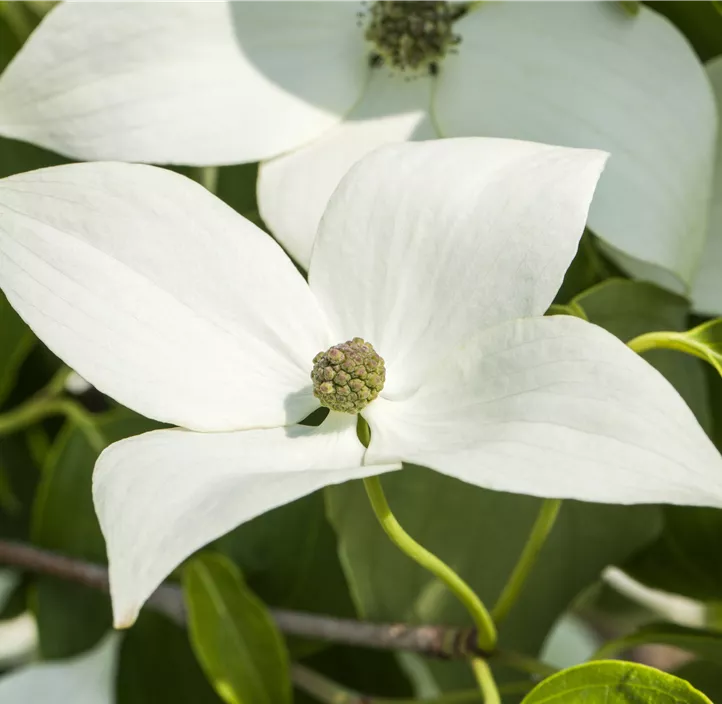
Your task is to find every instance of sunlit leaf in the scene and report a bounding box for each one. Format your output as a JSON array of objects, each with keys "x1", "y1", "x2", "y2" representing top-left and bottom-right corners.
[
  {"x1": 522, "y1": 661, "x2": 712, "y2": 703},
  {"x1": 183, "y1": 553, "x2": 291, "y2": 704}
]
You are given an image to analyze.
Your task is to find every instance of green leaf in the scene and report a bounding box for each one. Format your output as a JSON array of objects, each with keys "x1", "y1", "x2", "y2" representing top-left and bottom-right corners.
[
  {"x1": 215, "y1": 490, "x2": 355, "y2": 618},
  {"x1": 0, "y1": 290, "x2": 35, "y2": 407},
  {"x1": 573, "y1": 279, "x2": 711, "y2": 429},
  {"x1": 116, "y1": 610, "x2": 222, "y2": 704},
  {"x1": 521, "y1": 661, "x2": 712, "y2": 703},
  {"x1": 32, "y1": 408, "x2": 160, "y2": 658},
  {"x1": 326, "y1": 468, "x2": 660, "y2": 690},
  {"x1": 624, "y1": 504, "x2": 722, "y2": 602},
  {"x1": 595, "y1": 623, "x2": 722, "y2": 662},
  {"x1": 183, "y1": 553, "x2": 292, "y2": 704}
]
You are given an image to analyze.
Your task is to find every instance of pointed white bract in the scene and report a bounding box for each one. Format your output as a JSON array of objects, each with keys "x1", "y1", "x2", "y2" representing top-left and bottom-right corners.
[
  {"x1": 2, "y1": 138, "x2": 721, "y2": 629},
  {"x1": 0, "y1": 2, "x2": 714, "y2": 288},
  {"x1": 0, "y1": 633, "x2": 119, "y2": 703}
]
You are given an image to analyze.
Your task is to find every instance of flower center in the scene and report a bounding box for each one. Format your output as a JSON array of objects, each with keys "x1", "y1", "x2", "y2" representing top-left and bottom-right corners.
[
  {"x1": 311, "y1": 337, "x2": 386, "y2": 414},
  {"x1": 363, "y1": 1, "x2": 465, "y2": 74}
]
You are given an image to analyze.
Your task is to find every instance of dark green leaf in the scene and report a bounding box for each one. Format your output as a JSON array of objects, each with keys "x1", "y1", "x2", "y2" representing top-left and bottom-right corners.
[
  {"x1": 0, "y1": 291, "x2": 35, "y2": 407},
  {"x1": 624, "y1": 505, "x2": 722, "y2": 602},
  {"x1": 295, "y1": 646, "x2": 413, "y2": 703},
  {"x1": 0, "y1": 434, "x2": 39, "y2": 541},
  {"x1": 522, "y1": 661, "x2": 712, "y2": 703},
  {"x1": 595, "y1": 623, "x2": 722, "y2": 662},
  {"x1": 675, "y1": 661, "x2": 722, "y2": 702},
  {"x1": 32, "y1": 408, "x2": 160, "y2": 657},
  {"x1": 183, "y1": 553, "x2": 291, "y2": 704},
  {"x1": 116, "y1": 610, "x2": 221, "y2": 704},
  {"x1": 326, "y1": 468, "x2": 660, "y2": 690},
  {"x1": 215, "y1": 490, "x2": 355, "y2": 617}
]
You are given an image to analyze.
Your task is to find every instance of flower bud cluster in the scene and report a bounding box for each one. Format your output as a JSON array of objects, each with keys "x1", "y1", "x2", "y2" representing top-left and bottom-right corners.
[
  {"x1": 312, "y1": 337, "x2": 386, "y2": 413},
  {"x1": 364, "y1": 1, "x2": 463, "y2": 73}
]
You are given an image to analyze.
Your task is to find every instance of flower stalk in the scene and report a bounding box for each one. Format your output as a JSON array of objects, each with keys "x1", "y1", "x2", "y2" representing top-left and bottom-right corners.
[
  {"x1": 362, "y1": 475, "x2": 497, "y2": 653},
  {"x1": 492, "y1": 498, "x2": 563, "y2": 624}
]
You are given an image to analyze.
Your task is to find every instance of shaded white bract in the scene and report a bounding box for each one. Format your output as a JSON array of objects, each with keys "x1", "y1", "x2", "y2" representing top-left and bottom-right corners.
[
  {"x1": 1, "y1": 139, "x2": 722, "y2": 631},
  {"x1": 0, "y1": 632, "x2": 118, "y2": 703},
  {"x1": 0, "y1": 1, "x2": 716, "y2": 297}
]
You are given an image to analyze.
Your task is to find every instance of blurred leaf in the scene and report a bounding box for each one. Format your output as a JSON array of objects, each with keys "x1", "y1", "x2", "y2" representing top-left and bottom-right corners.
[
  {"x1": 216, "y1": 163, "x2": 258, "y2": 218},
  {"x1": 116, "y1": 610, "x2": 221, "y2": 704},
  {"x1": 675, "y1": 661, "x2": 722, "y2": 701},
  {"x1": 0, "y1": 291, "x2": 35, "y2": 407},
  {"x1": 647, "y1": 2, "x2": 722, "y2": 61},
  {"x1": 32, "y1": 408, "x2": 160, "y2": 658},
  {"x1": 215, "y1": 491, "x2": 355, "y2": 617},
  {"x1": 326, "y1": 468, "x2": 660, "y2": 691},
  {"x1": 573, "y1": 279, "x2": 711, "y2": 429},
  {"x1": 624, "y1": 505, "x2": 722, "y2": 602},
  {"x1": 522, "y1": 661, "x2": 712, "y2": 703},
  {"x1": 295, "y1": 646, "x2": 414, "y2": 703},
  {"x1": 0, "y1": 434, "x2": 39, "y2": 541},
  {"x1": 595, "y1": 623, "x2": 722, "y2": 661},
  {"x1": 183, "y1": 553, "x2": 291, "y2": 704}
]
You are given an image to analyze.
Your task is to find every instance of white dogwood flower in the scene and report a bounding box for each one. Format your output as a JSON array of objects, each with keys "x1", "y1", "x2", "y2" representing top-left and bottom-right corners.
[
  {"x1": 0, "y1": 2, "x2": 715, "y2": 297},
  {"x1": 1, "y1": 139, "x2": 721, "y2": 630}
]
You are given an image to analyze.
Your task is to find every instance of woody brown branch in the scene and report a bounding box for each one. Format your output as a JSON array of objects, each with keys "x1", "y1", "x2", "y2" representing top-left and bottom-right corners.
[{"x1": 0, "y1": 539, "x2": 487, "y2": 660}]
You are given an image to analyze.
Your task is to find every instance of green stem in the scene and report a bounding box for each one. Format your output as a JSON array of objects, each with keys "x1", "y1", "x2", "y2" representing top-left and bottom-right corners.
[
  {"x1": 0, "y1": 397, "x2": 105, "y2": 453},
  {"x1": 492, "y1": 499, "x2": 562, "y2": 624},
  {"x1": 470, "y1": 659, "x2": 500, "y2": 704},
  {"x1": 362, "y1": 476, "x2": 497, "y2": 653},
  {"x1": 194, "y1": 166, "x2": 219, "y2": 194}
]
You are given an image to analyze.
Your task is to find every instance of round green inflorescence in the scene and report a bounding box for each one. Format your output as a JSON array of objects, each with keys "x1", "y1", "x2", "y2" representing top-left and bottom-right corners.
[
  {"x1": 311, "y1": 338, "x2": 386, "y2": 413},
  {"x1": 364, "y1": 1, "x2": 464, "y2": 73}
]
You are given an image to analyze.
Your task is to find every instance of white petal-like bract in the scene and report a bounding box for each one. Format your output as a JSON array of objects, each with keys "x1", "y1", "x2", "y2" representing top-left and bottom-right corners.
[
  {"x1": 692, "y1": 57, "x2": 722, "y2": 316},
  {"x1": 436, "y1": 2, "x2": 716, "y2": 289},
  {"x1": 364, "y1": 316, "x2": 722, "y2": 508},
  {"x1": 310, "y1": 138, "x2": 606, "y2": 396},
  {"x1": 259, "y1": 72, "x2": 436, "y2": 269},
  {"x1": 93, "y1": 413, "x2": 399, "y2": 628},
  {"x1": 0, "y1": 633, "x2": 119, "y2": 704},
  {"x1": 0, "y1": 163, "x2": 331, "y2": 431},
  {"x1": 0, "y1": 2, "x2": 367, "y2": 164}
]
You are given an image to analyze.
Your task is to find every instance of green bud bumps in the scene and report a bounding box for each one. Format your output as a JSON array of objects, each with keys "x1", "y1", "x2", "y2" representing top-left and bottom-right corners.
[
  {"x1": 364, "y1": 1, "x2": 464, "y2": 73},
  {"x1": 312, "y1": 338, "x2": 386, "y2": 413}
]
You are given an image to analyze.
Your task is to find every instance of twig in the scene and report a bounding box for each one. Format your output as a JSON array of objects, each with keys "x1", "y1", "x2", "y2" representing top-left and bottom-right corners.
[{"x1": 0, "y1": 539, "x2": 552, "y2": 675}]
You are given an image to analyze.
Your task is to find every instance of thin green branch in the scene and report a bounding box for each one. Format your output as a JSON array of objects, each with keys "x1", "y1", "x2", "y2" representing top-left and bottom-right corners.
[
  {"x1": 470, "y1": 659, "x2": 500, "y2": 704},
  {"x1": 493, "y1": 649, "x2": 558, "y2": 678},
  {"x1": 363, "y1": 476, "x2": 497, "y2": 653},
  {"x1": 492, "y1": 499, "x2": 562, "y2": 624}
]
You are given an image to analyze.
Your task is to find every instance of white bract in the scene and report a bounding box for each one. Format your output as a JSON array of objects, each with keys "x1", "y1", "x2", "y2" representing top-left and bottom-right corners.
[
  {"x1": 0, "y1": 633, "x2": 118, "y2": 703},
  {"x1": 1, "y1": 139, "x2": 722, "y2": 630},
  {"x1": 0, "y1": 2, "x2": 716, "y2": 301}
]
